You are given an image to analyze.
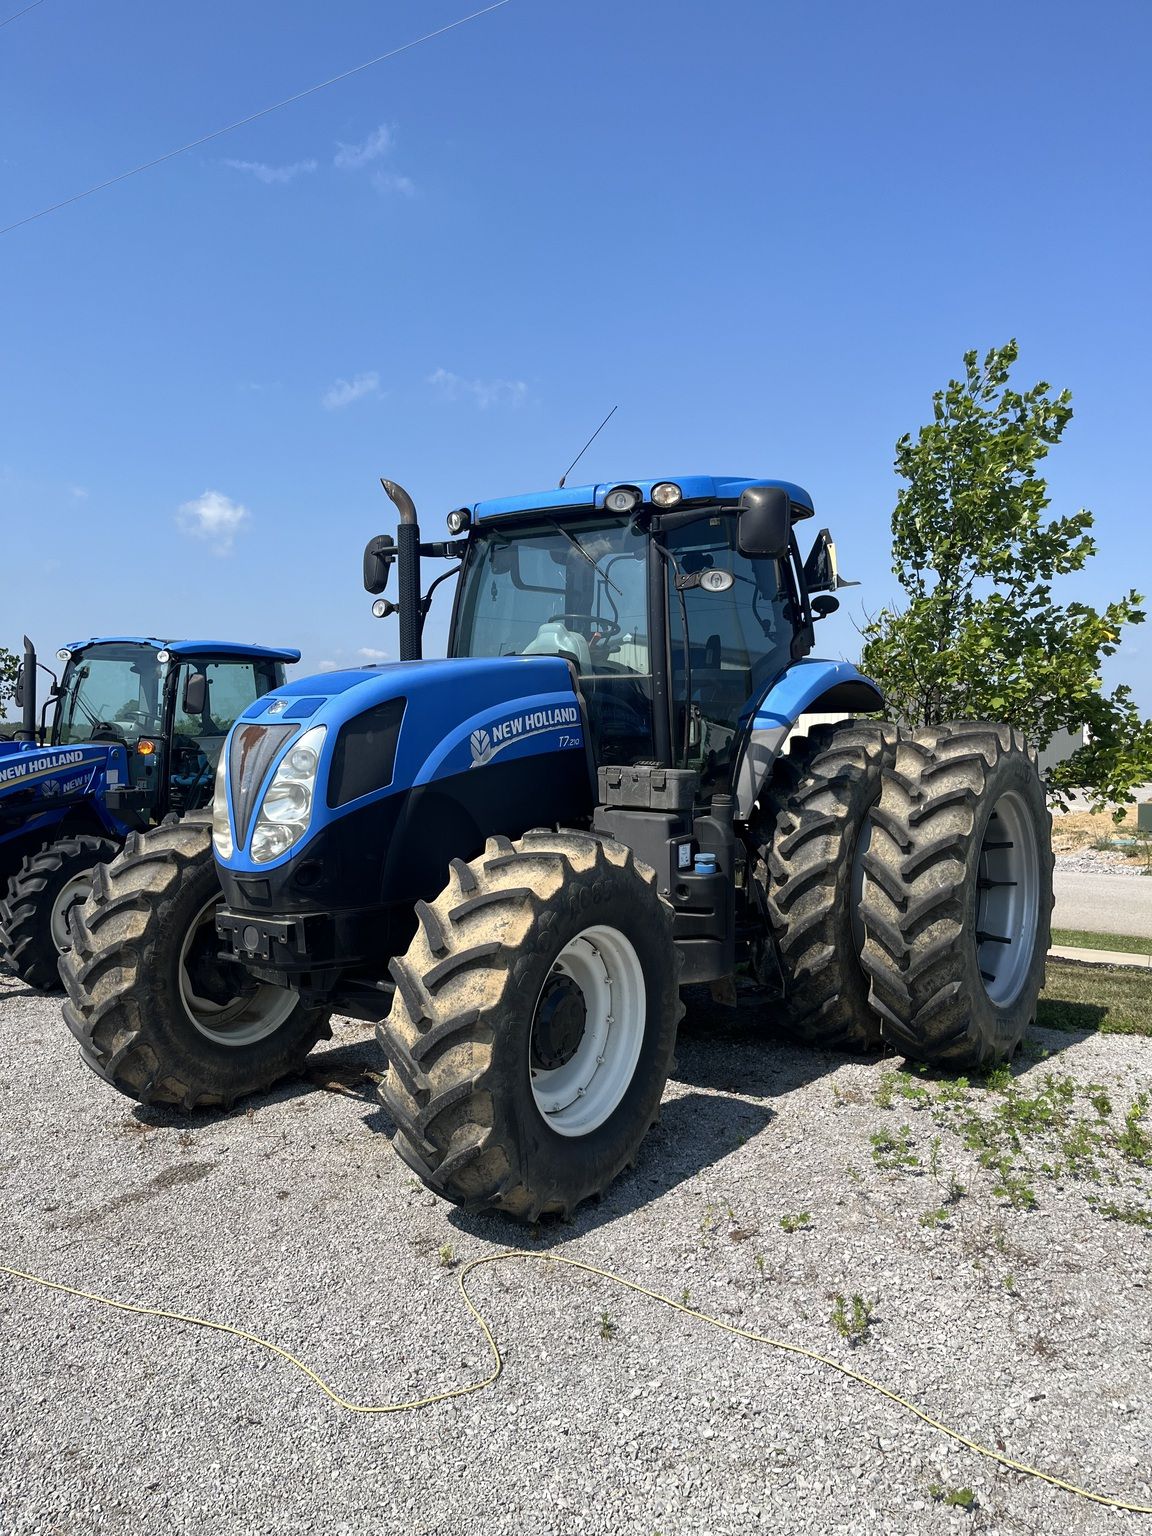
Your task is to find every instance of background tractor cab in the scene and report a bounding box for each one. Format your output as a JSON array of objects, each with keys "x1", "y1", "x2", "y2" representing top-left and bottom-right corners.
[{"x1": 0, "y1": 636, "x2": 297, "y2": 987}]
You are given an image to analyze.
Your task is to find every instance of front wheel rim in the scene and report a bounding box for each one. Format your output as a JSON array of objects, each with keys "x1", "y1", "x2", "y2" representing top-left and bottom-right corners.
[
  {"x1": 179, "y1": 895, "x2": 298, "y2": 1046},
  {"x1": 49, "y1": 872, "x2": 96, "y2": 953},
  {"x1": 976, "y1": 789, "x2": 1041, "y2": 1007},
  {"x1": 529, "y1": 923, "x2": 646, "y2": 1138}
]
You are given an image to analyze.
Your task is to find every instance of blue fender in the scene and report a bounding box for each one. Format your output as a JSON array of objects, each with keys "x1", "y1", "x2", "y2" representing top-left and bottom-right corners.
[{"x1": 731, "y1": 658, "x2": 886, "y2": 820}]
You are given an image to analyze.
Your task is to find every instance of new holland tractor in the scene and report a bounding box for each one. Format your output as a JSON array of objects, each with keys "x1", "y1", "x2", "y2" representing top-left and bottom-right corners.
[
  {"x1": 1, "y1": 636, "x2": 297, "y2": 988},
  {"x1": 62, "y1": 475, "x2": 1052, "y2": 1220}
]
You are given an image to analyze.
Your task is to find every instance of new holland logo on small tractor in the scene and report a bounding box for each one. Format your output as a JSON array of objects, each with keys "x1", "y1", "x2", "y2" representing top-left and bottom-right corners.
[{"x1": 61, "y1": 475, "x2": 1053, "y2": 1221}]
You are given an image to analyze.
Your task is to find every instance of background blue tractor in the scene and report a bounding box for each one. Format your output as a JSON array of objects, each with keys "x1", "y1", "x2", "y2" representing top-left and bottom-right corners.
[
  {"x1": 0, "y1": 636, "x2": 297, "y2": 988},
  {"x1": 62, "y1": 475, "x2": 1052, "y2": 1218}
]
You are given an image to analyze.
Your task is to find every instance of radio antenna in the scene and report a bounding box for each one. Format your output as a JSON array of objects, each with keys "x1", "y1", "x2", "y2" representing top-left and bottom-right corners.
[{"x1": 558, "y1": 405, "x2": 618, "y2": 489}]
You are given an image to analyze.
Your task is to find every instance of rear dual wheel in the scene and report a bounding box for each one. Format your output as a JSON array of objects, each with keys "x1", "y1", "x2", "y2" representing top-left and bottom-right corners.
[
  {"x1": 376, "y1": 830, "x2": 682, "y2": 1220},
  {"x1": 758, "y1": 720, "x2": 897, "y2": 1051},
  {"x1": 858, "y1": 723, "x2": 1053, "y2": 1069}
]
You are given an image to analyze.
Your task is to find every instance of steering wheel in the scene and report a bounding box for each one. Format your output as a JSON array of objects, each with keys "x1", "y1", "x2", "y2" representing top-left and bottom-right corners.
[{"x1": 89, "y1": 722, "x2": 125, "y2": 743}]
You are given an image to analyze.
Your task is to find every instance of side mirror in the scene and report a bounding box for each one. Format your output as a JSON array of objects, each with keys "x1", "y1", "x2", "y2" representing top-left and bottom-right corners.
[
  {"x1": 803, "y1": 528, "x2": 858, "y2": 592},
  {"x1": 363, "y1": 534, "x2": 396, "y2": 595},
  {"x1": 13, "y1": 666, "x2": 25, "y2": 710},
  {"x1": 182, "y1": 671, "x2": 207, "y2": 716},
  {"x1": 737, "y1": 486, "x2": 792, "y2": 559},
  {"x1": 812, "y1": 594, "x2": 840, "y2": 620}
]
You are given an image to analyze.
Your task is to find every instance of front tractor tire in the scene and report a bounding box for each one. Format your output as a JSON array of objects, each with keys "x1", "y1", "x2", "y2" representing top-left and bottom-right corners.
[
  {"x1": 858, "y1": 723, "x2": 1053, "y2": 1070},
  {"x1": 377, "y1": 830, "x2": 683, "y2": 1222},
  {"x1": 60, "y1": 818, "x2": 332, "y2": 1110},
  {"x1": 0, "y1": 834, "x2": 120, "y2": 990},
  {"x1": 758, "y1": 719, "x2": 898, "y2": 1051}
]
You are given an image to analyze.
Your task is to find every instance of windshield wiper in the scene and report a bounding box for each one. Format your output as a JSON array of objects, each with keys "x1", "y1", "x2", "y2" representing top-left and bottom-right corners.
[{"x1": 547, "y1": 519, "x2": 622, "y2": 596}]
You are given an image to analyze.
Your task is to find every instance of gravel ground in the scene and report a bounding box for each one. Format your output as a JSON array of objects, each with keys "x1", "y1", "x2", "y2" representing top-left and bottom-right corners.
[
  {"x1": 1054, "y1": 850, "x2": 1148, "y2": 878},
  {"x1": 2, "y1": 972, "x2": 1152, "y2": 1536}
]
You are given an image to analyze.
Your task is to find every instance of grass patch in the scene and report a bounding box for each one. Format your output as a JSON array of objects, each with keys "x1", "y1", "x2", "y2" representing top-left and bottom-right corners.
[
  {"x1": 1038, "y1": 960, "x2": 1152, "y2": 1037},
  {"x1": 1052, "y1": 928, "x2": 1152, "y2": 957}
]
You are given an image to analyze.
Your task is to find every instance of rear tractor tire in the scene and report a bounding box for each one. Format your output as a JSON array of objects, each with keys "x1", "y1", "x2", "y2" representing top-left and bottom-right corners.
[
  {"x1": 858, "y1": 723, "x2": 1053, "y2": 1070},
  {"x1": 0, "y1": 834, "x2": 120, "y2": 990},
  {"x1": 60, "y1": 818, "x2": 332, "y2": 1109},
  {"x1": 758, "y1": 719, "x2": 898, "y2": 1051},
  {"x1": 376, "y1": 830, "x2": 683, "y2": 1221}
]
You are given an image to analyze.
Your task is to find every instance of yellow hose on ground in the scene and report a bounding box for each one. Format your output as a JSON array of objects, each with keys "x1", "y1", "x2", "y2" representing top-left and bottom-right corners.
[{"x1": 3, "y1": 1251, "x2": 1149, "y2": 1516}]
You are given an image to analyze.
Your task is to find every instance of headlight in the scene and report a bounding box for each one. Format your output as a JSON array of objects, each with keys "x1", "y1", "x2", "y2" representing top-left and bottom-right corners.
[
  {"x1": 651, "y1": 481, "x2": 682, "y2": 508},
  {"x1": 446, "y1": 508, "x2": 471, "y2": 534},
  {"x1": 249, "y1": 724, "x2": 326, "y2": 864},
  {"x1": 211, "y1": 750, "x2": 233, "y2": 859}
]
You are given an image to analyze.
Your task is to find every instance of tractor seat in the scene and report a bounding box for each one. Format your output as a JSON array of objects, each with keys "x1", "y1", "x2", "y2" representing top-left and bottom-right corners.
[{"x1": 522, "y1": 621, "x2": 592, "y2": 673}]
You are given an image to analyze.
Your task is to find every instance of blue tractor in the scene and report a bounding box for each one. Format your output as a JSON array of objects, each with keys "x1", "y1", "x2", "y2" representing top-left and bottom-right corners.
[
  {"x1": 62, "y1": 476, "x2": 1052, "y2": 1217},
  {"x1": 1, "y1": 636, "x2": 297, "y2": 989}
]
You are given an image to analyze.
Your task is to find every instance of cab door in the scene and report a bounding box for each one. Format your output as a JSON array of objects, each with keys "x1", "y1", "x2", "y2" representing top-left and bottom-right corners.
[{"x1": 166, "y1": 659, "x2": 281, "y2": 814}]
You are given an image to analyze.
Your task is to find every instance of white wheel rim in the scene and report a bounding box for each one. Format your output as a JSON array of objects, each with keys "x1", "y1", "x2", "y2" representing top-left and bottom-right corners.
[
  {"x1": 976, "y1": 789, "x2": 1041, "y2": 1007},
  {"x1": 529, "y1": 923, "x2": 646, "y2": 1138},
  {"x1": 49, "y1": 872, "x2": 95, "y2": 953},
  {"x1": 178, "y1": 895, "x2": 298, "y2": 1046}
]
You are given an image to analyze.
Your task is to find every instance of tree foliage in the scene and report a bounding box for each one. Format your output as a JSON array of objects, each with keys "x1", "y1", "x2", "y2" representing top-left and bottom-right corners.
[
  {"x1": 861, "y1": 341, "x2": 1152, "y2": 810},
  {"x1": 0, "y1": 645, "x2": 17, "y2": 725}
]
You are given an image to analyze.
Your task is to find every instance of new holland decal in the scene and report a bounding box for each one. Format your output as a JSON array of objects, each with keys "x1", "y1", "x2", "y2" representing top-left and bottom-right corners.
[
  {"x1": 0, "y1": 749, "x2": 88, "y2": 787},
  {"x1": 469, "y1": 705, "x2": 581, "y2": 768}
]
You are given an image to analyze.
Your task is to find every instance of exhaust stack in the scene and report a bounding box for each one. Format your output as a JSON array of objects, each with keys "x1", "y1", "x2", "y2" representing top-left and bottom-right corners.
[
  {"x1": 381, "y1": 478, "x2": 422, "y2": 663},
  {"x1": 16, "y1": 635, "x2": 36, "y2": 743}
]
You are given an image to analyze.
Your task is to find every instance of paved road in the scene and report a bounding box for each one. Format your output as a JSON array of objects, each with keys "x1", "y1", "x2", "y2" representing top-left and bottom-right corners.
[{"x1": 1054, "y1": 870, "x2": 1152, "y2": 938}]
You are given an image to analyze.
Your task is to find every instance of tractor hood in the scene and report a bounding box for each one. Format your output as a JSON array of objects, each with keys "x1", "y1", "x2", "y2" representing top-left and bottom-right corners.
[
  {"x1": 0, "y1": 739, "x2": 129, "y2": 852},
  {"x1": 215, "y1": 654, "x2": 588, "y2": 876}
]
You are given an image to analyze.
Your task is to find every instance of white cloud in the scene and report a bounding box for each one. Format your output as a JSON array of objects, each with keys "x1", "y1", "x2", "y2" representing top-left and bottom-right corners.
[
  {"x1": 224, "y1": 157, "x2": 318, "y2": 185},
  {"x1": 427, "y1": 368, "x2": 528, "y2": 410},
  {"x1": 69, "y1": 485, "x2": 88, "y2": 500},
  {"x1": 357, "y1": 646, "x2": 388, "y2": 661},
  {"x1": 322, "y1": 371, "x2": 381, "y2": 411},
  {"x1": 372, "y1": 171, "x2": 415, "y2": 198},
  {"x1": 334, "y1": 125, "x2": 393, "y2": 170},
  {"x1": 176, "y1": 489, "x2": 250, "y2": 555}
]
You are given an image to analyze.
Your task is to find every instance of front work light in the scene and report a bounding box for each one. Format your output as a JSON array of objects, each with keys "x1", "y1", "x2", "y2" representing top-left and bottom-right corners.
[
  {"x1": 446, "y1": 508, "x2": 471, "y2": 534},
  {"x1": 605, "y1": 485, "x2": 641, "y2": 513},
  {"x1": 55, "y1": 649, "x2": 71, "y2": 663},
  {"x1": 651, "y1": 482, "x2": 682, "y2": 508}
]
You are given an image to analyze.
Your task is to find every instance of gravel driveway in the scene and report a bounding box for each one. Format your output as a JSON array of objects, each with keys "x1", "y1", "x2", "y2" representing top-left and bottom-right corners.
[{"x1": 2, "y1": 971, "x2": 1151, "y2": 1536}]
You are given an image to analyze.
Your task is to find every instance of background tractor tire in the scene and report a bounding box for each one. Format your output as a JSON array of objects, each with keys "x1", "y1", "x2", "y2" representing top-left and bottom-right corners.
[
  {"x1": 858, "y1": 723, "x2": 1053, "y2": 1070},
  {"x1": 60, "y1": 818, "x2": 331, "y2": 1109},
  {"x1": 758, "y1": 719, "x2": 898, "y2": 1051},
  {"x1": 377, "y1": 830, "x2": 683, "y2": 1221},
  {"x1": 0, "y1": 834, "x2": 120, "y2": 989}
]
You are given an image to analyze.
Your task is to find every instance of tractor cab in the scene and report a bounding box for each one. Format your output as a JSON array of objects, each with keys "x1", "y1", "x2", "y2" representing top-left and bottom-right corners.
[
  {"x1": 448, "y1": 478, "x2": 820, "y2": 794},
  {"x1": 50, "y1": 639, "x2": 298, "y2": 822}
]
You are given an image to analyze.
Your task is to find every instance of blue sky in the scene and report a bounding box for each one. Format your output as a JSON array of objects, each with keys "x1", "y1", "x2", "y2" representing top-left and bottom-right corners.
[{"x1": 2, "y1": 0, "x2": 1150, "y2": 711}]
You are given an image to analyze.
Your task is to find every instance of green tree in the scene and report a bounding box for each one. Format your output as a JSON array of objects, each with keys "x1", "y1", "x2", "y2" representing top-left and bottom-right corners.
[
  {"x1": 861, "y1": 341, "x2": 1152, "y2": 810},
  {"x1": 0, "y1": 645, "x2": 17, "y2": 727}
]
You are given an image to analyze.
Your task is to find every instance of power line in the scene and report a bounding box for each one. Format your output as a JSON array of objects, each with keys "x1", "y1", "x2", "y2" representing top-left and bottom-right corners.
[
  {"x1": 0, "y1": 0, "x2": 514, "y2": 236},
  {"x1": 0, "y1": 0, "x2": 48, "y2": 28}
]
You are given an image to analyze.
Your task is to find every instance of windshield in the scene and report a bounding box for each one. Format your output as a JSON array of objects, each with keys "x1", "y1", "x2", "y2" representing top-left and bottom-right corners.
[
  {"x1": 55, "y1": 644, "x2": 164, "y2": 744},
  {"x1": 454, "y1": 517, "x2": 656, "y2": 764}
]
